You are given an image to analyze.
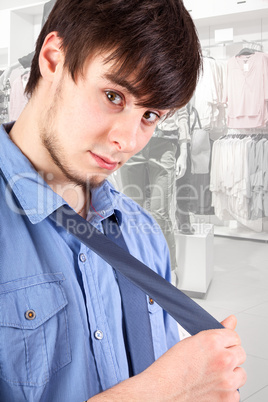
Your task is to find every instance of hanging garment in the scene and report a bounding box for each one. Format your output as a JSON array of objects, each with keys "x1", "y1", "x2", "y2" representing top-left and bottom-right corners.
[
  {"x1": 9, "y1": 69, "x2": 30, "y2": 121},
  {"x1": 193, "y1": 57, "x2": 227, "y2": 132},
  {"x1": 189, "y1": 107, "x2": 211, "y2": 174},
  {"x1": 210, "y1": 134, "x2": 268, "y2": 230},
  {"x1": 175, "y1": 105, "x2": 214, "y2": 216},
  {"x1": 224, "y1": 52, "x2": 268, "y2": 128},
  {"x1": 263, "y1": 140, "x2": 268, "y2": 216}
]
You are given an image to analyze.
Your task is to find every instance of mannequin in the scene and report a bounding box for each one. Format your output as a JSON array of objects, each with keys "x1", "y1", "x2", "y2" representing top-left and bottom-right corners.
[
  {"x1": 176, "y1": 140, "x2": 187, "y2": 178},
  {"x1": 175, "y1": 141, "x2": 195, "y2": 235},
  {"x1": 118, "y1": 106, "x2": 190, "y2": 285},
  {"x1": 175, "y1": 103, "x2": 199, "y2": 235}
]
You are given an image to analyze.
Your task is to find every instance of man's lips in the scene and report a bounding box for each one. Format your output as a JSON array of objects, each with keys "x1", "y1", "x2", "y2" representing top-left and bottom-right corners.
[{"x1": 89, "y1": 151, "x2": 118, "y2": 171}]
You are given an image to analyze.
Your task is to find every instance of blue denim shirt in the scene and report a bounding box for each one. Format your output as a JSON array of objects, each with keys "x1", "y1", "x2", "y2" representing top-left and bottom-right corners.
[{"x1": 0, "y1": 123, "x2": 179, "y2": 402}]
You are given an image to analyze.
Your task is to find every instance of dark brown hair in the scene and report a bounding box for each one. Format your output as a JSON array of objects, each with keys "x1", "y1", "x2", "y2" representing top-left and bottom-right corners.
[{"x1": 26, "y1": 0, "x2": 202, "y2": 111}]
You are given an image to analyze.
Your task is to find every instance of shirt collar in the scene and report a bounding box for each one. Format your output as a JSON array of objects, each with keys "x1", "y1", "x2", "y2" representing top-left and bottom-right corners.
[
  {"x1": 0, "y1": 123, "x2": 66, "y2": 224},
  {"x1": 89, "y1": 180, "x2": 122, "y2": 225},
  {"x1": 0, "y1": 123, "x2": 121, "y2": 225}
]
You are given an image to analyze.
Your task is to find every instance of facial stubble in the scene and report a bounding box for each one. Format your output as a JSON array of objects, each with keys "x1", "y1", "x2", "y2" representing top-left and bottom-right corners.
[{"x1": 39, "y1": 81, "x2": 106, "y2": 192}]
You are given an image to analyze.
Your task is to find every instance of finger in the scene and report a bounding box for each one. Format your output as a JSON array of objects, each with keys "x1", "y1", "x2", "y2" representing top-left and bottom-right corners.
[
  {"x1": 233, "y1": 366, "x2": 247, "y2": 389},
  {"x1": 221, "y1": 315, "x2": 237, "y2": 330},
  {"x1": 211, "y1": 327, "x2": 241, "y2": 348},
  {"x1": 229, "y1": 390, "x2": 241, "y2": 402},
  {"x1": 227, "y1": 345, "x2": 247, "y2": 367}
]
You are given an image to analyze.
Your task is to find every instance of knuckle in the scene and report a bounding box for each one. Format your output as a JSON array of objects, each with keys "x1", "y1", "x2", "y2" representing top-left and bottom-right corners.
[
  {"x1": 220, "y1": 369, "x2": 245, "y2": 392},
  {"x1": 234, "y1": 332, "x2": 241, "y2": 346},
  {"x1": 207, "y1": 332, "x2": 221, "y2": 348},
  {"x1": 216, "y1": 351, "x2": 235, "y2": 372},
  {"x1": 222, "y1": 352, "x2": 234, "y2": 369}
]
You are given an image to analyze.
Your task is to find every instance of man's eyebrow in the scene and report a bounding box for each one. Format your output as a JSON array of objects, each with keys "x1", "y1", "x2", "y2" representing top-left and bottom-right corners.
[{"x1": 102, "y1": 73, "x2": 139, "y2": 98}]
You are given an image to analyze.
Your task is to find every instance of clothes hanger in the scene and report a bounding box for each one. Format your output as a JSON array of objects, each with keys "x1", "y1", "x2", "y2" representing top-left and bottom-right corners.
[{"x1": 236, "y1": 48, "x2": 255, "y2": 56}]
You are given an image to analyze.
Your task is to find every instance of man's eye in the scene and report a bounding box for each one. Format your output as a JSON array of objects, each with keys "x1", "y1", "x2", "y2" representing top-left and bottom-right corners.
[
  {"x1": 143, "y1": 111, "x2": 160, "y2": 124},
  {"x1": 105, "y1": 91, "x2": 124, "y2": 106}
]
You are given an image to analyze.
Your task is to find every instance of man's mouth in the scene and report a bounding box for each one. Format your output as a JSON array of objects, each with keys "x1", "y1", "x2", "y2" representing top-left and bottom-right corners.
[{"x1": 89, "y1": 151, "x2": 118, "y2": 171}]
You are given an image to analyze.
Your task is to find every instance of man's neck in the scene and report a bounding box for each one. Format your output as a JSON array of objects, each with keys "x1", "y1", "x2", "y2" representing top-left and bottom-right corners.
[{"x1": 9, "y1": 105, "x2": 90, "y2": 215}]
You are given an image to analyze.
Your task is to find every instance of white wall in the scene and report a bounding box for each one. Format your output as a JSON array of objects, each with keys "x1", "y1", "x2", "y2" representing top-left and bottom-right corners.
[{"x1": 0, "y1": 0, "x2": 45, "y2": 11}]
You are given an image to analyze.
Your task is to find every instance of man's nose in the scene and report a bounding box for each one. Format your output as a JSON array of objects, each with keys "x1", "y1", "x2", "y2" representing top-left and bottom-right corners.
[{"x1": 108, "y1": 114, "x2": 140, "y2": 153}]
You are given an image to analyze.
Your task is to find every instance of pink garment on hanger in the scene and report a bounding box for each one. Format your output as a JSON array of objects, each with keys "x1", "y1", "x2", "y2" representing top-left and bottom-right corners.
[
  {"x1": 9, "y1": 70, "x2": 29, "y2": 121},
  {"x1": 224, "y1": 52, "x2": 268, "y2": 129}
]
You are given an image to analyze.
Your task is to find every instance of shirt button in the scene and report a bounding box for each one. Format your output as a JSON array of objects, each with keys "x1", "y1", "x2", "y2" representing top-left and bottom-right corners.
[
  {"x1": 79, "y1": 253, "x2": 87, "y2": 263},
  {"x1": 101, "y1": 210, "x2": 105, "y2": 215},
  {"x1": 149, "y1": 297, "x2": 154, "y2": 305},
  {"x1": 94, "y1": 330, "x2": 104, "y2": 340},
  {"x1": 25, "y1": 309, "x2": 36, "y2": 320}
]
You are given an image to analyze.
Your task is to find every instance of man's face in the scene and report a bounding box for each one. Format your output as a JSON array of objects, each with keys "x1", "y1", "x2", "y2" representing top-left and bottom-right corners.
[{"x1": 39, "y1": 53, "x2": 168, "y2": 188}]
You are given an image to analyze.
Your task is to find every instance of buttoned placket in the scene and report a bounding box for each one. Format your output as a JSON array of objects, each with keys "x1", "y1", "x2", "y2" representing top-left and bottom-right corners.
[{"x1": 77, "y1": 220, "x2": 128, "y2": 389}]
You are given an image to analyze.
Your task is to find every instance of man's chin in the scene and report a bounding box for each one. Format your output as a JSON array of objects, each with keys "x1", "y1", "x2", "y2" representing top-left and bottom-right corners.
[
  {"x1": 87, "y1": 177, "x2": 106, "y2": 190},
  {"x1": 83, "y1": 173, "x2": 110, "y2": 190}
]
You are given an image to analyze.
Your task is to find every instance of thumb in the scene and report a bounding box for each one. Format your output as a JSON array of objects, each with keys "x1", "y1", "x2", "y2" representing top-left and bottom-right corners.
[{"x1": 221, "y1": 315, "x2": 237, "y2": 330}]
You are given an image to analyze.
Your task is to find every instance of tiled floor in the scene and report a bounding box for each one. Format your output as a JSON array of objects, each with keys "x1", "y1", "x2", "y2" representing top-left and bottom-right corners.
[{"x1": 179, "y1": 235, "x2": 268, "y2": 401}]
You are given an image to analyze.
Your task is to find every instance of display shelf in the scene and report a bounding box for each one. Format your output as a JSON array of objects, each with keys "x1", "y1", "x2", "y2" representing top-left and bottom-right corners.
[
  {"x1": 185, "y1": 0, "x2": 268, "y2": 27},
  {"x1": 214, "y1": 224, "x2": 268, "y2": 242},
  {"x1": 192, "y1": 215, "x2": 268, "y2": 242},
  {"x1": 0, "y1": 0, "x2": 45, "y2": 12},
  {"x1": 0, "y1": 2, "x2": 45, "y2": 68}
]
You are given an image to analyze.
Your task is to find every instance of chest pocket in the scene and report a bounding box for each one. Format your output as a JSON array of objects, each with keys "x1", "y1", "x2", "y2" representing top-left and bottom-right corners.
[{"x1": 0, "y1": 273, "x2": 71, "y2": 386}]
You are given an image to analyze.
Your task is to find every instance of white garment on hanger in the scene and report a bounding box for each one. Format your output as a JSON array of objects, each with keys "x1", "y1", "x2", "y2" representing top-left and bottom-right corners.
[{"x1": 210, "y1": 135, "x2": 268, "y2": 231}]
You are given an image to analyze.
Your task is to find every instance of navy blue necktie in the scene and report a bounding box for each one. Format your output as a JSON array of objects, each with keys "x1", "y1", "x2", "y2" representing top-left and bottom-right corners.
[
  {"x1": 50, "y1": 206, "x2": 223, "y2": 372},
  {"x1": 102, "y1": 215, "x2": 155, "y2": 375}
]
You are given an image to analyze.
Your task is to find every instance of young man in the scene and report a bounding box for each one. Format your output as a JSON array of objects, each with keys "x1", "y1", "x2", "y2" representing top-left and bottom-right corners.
[{"x1": 0, "y1": 1, "x2": 246, "y2": 401}]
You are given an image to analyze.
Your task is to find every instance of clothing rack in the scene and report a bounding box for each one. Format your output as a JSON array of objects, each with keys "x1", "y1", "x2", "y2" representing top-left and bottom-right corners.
[
  {"x1": 242, "y1": 40, "x2": 263, "y2": 52},
  {"x1": 210, "y1": 134, "x2": 268, "y2": 232},
  {"x1": 0, "y1": 79, "x2": 10, "y2": 124},
  {"x1": 223, "y1": 133, "x2": 268, "y2": 139},
  {"x1": 202, "y1": 39, "x2": 268, "y2": 50},
  {"x1": 227, "y1": 127, "x2": 268, "y2": 136}
]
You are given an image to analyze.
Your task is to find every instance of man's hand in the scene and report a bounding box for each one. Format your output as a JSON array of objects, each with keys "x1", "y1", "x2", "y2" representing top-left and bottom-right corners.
[
  {"x1": 90, "y1": 315, "x2": 246, "y2": 401},
  {"x1": 143, "y1": 314, "x2": 246, "y2": 401}
]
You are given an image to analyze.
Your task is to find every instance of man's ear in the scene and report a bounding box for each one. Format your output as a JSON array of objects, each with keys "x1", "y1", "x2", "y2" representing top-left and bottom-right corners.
[{"x1": 39, "y1": 32, "x2": 63, "y2": 82}]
